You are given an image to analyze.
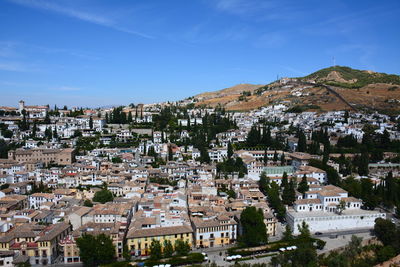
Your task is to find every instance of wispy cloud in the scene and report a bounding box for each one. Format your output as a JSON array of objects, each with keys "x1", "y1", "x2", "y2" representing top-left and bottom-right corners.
[
  {"x1": 6, "y1": 0, "x2": 154, "y2": 39},
  {"x1": 214, "y1": 0, "x2": 276, "y2": 16},
  {"x1": 212, "y1": 0, "x2": 300, "y2": 22},
  {"x1": 0, "y1": 81, "x2": 46, "y2": 87},
  {"x1": 0, "y1": 41, "x2": 19, "y2": 58},
  {"x1": 0, "y1": 40, "x2": 102, "y2": 61},
  {"x1": 0, "y1": 61, "x2": 40, "y2": 72}
]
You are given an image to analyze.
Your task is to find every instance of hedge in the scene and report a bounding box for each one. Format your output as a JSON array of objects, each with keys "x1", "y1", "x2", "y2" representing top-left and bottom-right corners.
[{"x1": 144, "y1": 253, "x2": 204, "y2": 266}]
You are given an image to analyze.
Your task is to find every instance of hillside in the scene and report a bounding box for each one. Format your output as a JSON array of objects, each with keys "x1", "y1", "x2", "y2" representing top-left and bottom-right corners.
[
  {"x1": 195, "y1": 83, "x2": 264, "y2": 101},
  {"x1": 303, "y1": 66, "x2": 400, "y2": 89},
  {"x1": 191, "y1": 66, "x2": 400, "y2": 114}
]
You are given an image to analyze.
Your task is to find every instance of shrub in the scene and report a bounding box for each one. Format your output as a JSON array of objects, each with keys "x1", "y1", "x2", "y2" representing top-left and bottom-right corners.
[{"x1": 316, "y1": 239, "x2": 326, "y2": 250}]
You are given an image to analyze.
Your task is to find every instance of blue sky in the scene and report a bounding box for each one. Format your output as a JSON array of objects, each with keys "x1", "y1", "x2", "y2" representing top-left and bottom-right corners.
[{"x1": 0, "y1": 0, "x2": 399, "y2": 107}]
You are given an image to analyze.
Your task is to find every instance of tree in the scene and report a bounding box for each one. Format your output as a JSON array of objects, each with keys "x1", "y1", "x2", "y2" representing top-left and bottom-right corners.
[
  {"x1": 89, "y1": 116, "x2": 93, "y2": 129},
  {"x1": 44, "y1": 127, "x2": 52, "y2": 140},
  {"x1": 168, "y1": 145, "x2": 173, "y2": 161},
  {"x1": 291, "y1": 243, "x2": 317, "y2": 267},
  {"x1": 246, "y1": 126, "x2": 261, "y2": 147},
  {"x1": 123, "y1": 244, "x2": 131, "y2": 261},
  {"x1": 358, "y1": 148, "x2": 369, "y2": 176},
  {"x1": 93, "y1": 189, "x2": 114, "y2": 204},
  {"x1": 267, "y1": 182, "x2": 286, "y2": 221},
  {"x1": 199, "y1": 146, "x2": 210, "y2": 163},
  {"x1": 174, "y1": 239, "x2": 190, "y2": 256},
  {"x1": 322, "y1": 142, "x2": 330, "y2": 165},
  {"x1": 76, "y1": 233, "x2": 115, "y2": 266},
  {"x1": 282, "y1": 224, "x2": 293, "y2": 241},
  {"x1": 44, "y1": 112, "x2": 50, "y2": 124},
  {"x1": 112, "y1": 157, "x2": 123, "y2": 163},
  {"x1": 396, "y1": 204, "x2": 400, "y2": 219},
  {"x1": 288, "y1": 178, "x2": 297, "y2": 204},
  {"x1": 258, "y1": 171, "x2": 269, "y2": 194},
  {"x1": 336, "y1": 200, "x2": 346, "y2": 215},
  {"x1": 384, "y1": 171, "x2": 398, "y2": 208},
  {"x1": 163, "y1": 239, "x2": 174, "y2": 258},
  {"x1": 261, "y1": 126, "x2": 272, "y2": 147},
  {"x1": 83, "y1": 199, "x2": 93, "y2": 207},
  {"x1": 273, "y1": 150, "x2": 278, "y2": 162},
  {"x1": 374, "y1": 218, "x2": 399, "y2": 249},
  {"x1": 263, "y1": 148, "x2": 268, "y2": 165},
  {"x1": 280, "y1": 153, "x2": 286, "y2": 166},
  {"x1": 281, "y1": 172, "x2": 288, "y2": 189},
  {"x1": 53, "y1": 127, "x2": 58, "y2": 139},
  {"x1": 297, "y1": 130, "x2": 307, "y2": 152},
  {"x1": 2, "y1": 129, "x2": 12, "y2": 138},
  {"x1": 227, "y1": 141, "x2": 233, "y2": 159},
  {"x1": 273, "y1": 221, "x2": 317, "y2": 267},
  {"x1": 127, "y1": 112, "x2": 133, "y2": 123},
  {"x1": 239, "y1": 207, "x2": 268, "y2": 247},
  {"x1": 297, "y1": 221, "x2": 311, "y2": 240},
  {"x1": 32, "y1": 120, "x2": 37, "y2": 138},
  {"x1": 149, "y1": 239, "x2": 162, "y2": 260},
  {"x1": 377, "y1": 245, "x2": 396, "y2": 263},
  {"x1": 342, "y1": 235, "x2": 363, "y2": 265},
  {"x1": 297, "y1": 174, "x2": 309, "y2": 195},
  {"x1": 282, "y1": 173, "x2": 294, "y2": 206}
]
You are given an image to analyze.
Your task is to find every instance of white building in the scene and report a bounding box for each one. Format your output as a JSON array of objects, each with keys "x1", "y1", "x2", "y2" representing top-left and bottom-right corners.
[{"x1": 286, "y1": 185, "x2": 386, "y2": 234}]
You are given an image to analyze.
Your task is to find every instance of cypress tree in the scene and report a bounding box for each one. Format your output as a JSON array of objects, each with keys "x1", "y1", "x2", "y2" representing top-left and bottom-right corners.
[
  {"x1": 227, "y1": 141, "x2": 233, "y2": 159},
  {"x1": 298, "y1": 174, "x2": 309, "y2": 195},
  {"x1": 297, "y1": 130, "x2": 307, "y2": 152},
  {"x1": 280, "y1": 153, "x2": 286, "y2": 166}
]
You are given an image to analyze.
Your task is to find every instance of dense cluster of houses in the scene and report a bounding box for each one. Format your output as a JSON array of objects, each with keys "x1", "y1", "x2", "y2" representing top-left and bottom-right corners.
[{"x1": 0, "y1": 100, "x2": 397, "y2": 265}]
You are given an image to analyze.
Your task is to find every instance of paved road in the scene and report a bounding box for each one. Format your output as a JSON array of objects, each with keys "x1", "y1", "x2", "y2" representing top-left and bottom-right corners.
[{"x1": 312, "y1": 228, "x2": 372, "y2": 238}]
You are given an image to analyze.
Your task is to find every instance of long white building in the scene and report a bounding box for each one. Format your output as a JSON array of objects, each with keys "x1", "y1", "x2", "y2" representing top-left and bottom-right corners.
[{"x1": 286, "y1": 185, "x2": 386, "y2": 234}]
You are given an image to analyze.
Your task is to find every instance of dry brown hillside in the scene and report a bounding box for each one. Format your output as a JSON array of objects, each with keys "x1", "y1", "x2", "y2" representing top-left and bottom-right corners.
[{"x1": 195, "y1": 83, "x2": 263, "y2": 100}]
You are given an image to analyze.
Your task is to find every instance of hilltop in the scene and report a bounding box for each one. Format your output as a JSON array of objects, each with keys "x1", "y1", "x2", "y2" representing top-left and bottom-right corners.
[
  {"x1": 303, "y1": 66, "x2": 400, "y2": 89},
  {"x1": 190, "y1": 66, "x2": 400, "y2": 114}
]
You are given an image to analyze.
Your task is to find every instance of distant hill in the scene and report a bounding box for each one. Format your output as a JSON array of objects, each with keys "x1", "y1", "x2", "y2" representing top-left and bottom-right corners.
[
  {"x1": 195, "y1": 83, "x2": 264, "y2": 100},
  {"x1": 190, "y1": 66, "x2": 400, "y2": 114},
  {"x1": 303, "y1": 66, "x2": 400, "y2": 89}
]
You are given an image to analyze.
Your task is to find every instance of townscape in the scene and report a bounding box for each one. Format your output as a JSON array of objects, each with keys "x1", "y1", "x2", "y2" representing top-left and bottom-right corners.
[{"x1": 0, "y1": 91, "x2": 400, "y2": 267}]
